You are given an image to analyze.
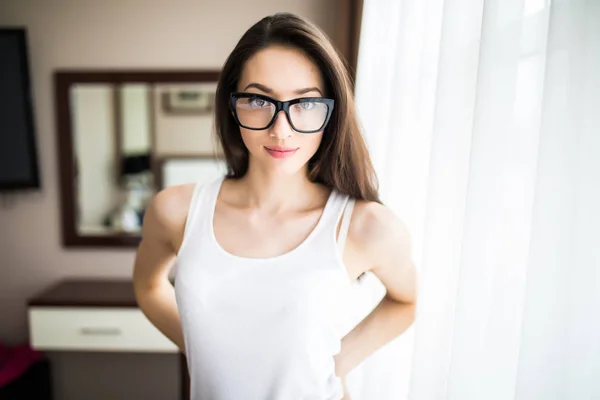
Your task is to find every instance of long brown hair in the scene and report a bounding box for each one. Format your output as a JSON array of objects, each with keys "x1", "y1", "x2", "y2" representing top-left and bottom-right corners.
[{"x1": 214, "y1": 12, "x2": 381, "y2": 203}]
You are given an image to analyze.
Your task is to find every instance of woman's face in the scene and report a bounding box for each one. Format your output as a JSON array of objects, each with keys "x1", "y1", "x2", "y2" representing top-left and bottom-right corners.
[{"x1": 235, "y1": 45, "x2": 326, "y2": 176}]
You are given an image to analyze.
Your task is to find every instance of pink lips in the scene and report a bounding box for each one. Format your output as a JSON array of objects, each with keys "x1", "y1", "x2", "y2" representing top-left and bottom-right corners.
[{"x1": 264, "y1": 146, "x2": 299, "y2": 159}]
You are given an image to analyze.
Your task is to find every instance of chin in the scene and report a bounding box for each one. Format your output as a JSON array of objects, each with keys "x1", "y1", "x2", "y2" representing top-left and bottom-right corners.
[
  {"x1": 254, "y1": 152, "x2": 310, "y2": 176},
  {"x1": 264, "y1": 160, "x2": 307, "y2": 176}
]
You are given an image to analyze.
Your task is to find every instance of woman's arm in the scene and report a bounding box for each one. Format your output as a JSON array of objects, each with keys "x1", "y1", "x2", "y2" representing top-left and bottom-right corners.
[
  {"x1": 335, "y1": 201, "x2": 418, "y2": 380},
  {"x1": 133, "y1": 186, "x2": 192, "y2": 352}
]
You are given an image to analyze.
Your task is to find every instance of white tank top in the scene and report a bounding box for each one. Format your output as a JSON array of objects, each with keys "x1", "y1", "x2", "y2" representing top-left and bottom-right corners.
[{"x1": 174, "y1": 176, "x2": 356, "y2": 400}]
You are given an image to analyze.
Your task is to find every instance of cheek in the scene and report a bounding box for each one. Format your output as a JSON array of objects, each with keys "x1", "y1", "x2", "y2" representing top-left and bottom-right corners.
[
  {"x1": 300, "y1": 133, "x2": 324, "y2": 159},
  {"x1": 239, "y1": 128, "x2": 262, "y2": 151}
]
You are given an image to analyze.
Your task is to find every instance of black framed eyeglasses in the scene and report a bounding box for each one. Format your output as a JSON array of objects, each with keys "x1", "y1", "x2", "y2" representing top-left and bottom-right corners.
[{"x1": 230, "y1": 92, "x2": 335, "y2": 134}]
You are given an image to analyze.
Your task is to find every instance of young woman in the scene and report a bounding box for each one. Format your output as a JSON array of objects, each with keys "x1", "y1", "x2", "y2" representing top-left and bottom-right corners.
[{"x1": 133, "y1": 12, "x2": 417, "y2": 400}]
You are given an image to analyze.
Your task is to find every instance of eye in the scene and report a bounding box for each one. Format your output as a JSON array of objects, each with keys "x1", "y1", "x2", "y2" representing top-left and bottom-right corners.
[
  {"x1": 295, "y1": 101, "x2": 317, "y2": 111},
  {"x1": 248, "y1": 96, "x2": 269, "y2": 108}
]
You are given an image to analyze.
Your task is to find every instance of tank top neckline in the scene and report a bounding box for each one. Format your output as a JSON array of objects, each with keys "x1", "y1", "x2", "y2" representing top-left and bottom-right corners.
[{"x1": 207, "y1": 176, "x2": 339, "y2": 263}]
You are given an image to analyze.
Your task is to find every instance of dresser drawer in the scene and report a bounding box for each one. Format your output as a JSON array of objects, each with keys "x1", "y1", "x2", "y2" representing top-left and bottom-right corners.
[{"x1": 28, "y1": 307, "x2": 179, "y2": 353}]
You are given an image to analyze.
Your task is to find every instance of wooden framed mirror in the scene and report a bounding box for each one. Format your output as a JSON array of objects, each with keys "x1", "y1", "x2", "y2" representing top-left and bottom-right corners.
[{"x1": 55, "y1": 70, "x2": 227, "y2": 248}]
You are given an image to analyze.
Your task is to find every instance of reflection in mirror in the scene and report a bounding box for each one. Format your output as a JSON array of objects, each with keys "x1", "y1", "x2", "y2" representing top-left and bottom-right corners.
[
  {"x1": 57, "y1": 71, "x2": 224, "y2": 247},
  {"x1": 160, "y1": 157, "x2": 227, "y2": 188},
  {"x1": 154, "y1": 83, "x2": 218, "y2": 158},
  {"x1": 111, "y1": 84, "x2": 154, "y2": 233},
  {"x1": 112, "y1": 84, "x2": 153, "y2": 233},
  {"x1": 71, "y1": 83, "x2": 154, "y2": 235},
  {"x1": 67, "y1": 77, "x2": 227, "y2": 237},
  {"x1": 71, "y1": 84, "x2": 117, "y2": 235}
]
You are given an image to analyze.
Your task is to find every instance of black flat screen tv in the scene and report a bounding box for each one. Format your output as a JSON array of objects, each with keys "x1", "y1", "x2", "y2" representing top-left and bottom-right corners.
[{"x1": 0, "y1": 28, "x2": 40, "y2": 191}]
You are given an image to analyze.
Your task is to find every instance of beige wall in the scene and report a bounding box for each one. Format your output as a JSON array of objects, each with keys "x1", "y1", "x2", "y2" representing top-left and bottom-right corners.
[{"x1": 0, "y1": 1, "x2": 338, "y2": 399}]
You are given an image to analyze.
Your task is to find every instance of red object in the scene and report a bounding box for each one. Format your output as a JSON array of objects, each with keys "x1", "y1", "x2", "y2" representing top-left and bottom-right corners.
[{"x1": 0, "y1": 342, "x2": 43, "y2": 387}]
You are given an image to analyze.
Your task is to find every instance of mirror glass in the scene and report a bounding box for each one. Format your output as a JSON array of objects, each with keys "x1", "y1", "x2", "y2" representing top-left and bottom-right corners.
[{"x1": 69, "y1": 79, "x2": 226, "y2": 237}]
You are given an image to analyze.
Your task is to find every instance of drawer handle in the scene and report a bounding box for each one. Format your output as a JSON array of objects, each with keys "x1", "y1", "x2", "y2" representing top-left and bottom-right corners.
[{"x1": 79, "y1": 327, "x2": 122, "y2": 336}]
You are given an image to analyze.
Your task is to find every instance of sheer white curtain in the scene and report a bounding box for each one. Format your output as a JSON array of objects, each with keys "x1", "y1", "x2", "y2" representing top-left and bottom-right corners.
[{"x1": 351, "y1": 0, "x2": 600, "y2": 399}]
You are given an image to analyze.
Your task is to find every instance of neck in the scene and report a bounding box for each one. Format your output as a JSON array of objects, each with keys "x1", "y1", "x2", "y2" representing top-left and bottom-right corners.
[{"x1": 235, "y1": 162, "x2": 323, "y2": 213}]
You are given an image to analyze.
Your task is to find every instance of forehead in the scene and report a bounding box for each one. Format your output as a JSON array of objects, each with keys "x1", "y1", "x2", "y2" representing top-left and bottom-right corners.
[{"x1": 238, "y1": 45, "x2": 324, "y2": 96}]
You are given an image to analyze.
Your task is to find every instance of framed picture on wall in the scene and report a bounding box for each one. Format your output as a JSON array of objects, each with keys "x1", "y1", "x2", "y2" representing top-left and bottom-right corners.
[{"x1": 162, "y1": 87, "x2": 215, "y2": 115}]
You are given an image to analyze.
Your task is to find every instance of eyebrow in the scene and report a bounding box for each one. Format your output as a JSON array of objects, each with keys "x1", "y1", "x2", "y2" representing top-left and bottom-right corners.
[{"x1": 243, "y1": 82, "x2": 323, "y2": 96}]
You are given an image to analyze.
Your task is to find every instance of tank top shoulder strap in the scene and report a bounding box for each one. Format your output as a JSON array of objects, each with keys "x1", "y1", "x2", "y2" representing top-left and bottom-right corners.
[
  {"x1": 337, "y1": 197, "x2": 356, "y2": 253},
  {"x1": 321, "y1": 190, "x2": 356, "y2": 254},
  {"x1": 177, "y1": 176, "x2": 224, "y2": 255}
]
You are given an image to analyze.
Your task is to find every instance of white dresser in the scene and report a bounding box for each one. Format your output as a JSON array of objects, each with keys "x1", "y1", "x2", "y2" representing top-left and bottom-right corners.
[{"x1": 27, "y1": 279, "x2": 189, "y2": 399}]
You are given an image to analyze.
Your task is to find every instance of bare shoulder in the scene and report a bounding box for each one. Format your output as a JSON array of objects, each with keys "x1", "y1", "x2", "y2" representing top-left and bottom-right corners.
[
  {"x1": 348, "y1": 200, "x2": 413, "y2": 268},
  {"x1": 148, "y1": 184, "x2": 196, "y2": 223},
  {"x1": 142, "y1": 183, "x2": 196, "y2": 249},
  {"x1": 346, "y1": 200, "x2": 417, "y2": 302}
]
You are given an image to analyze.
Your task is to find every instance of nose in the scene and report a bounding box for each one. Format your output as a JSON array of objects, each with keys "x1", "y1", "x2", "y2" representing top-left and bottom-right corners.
[{"x1": 269, "y1": 110, "x2": 294, "y2": 139}]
